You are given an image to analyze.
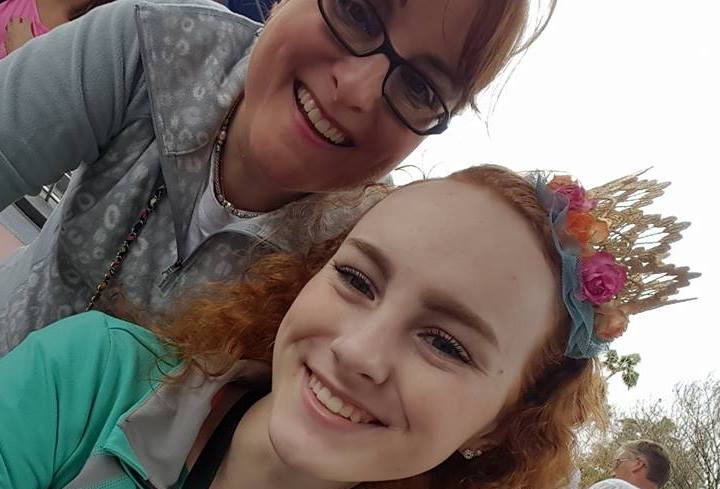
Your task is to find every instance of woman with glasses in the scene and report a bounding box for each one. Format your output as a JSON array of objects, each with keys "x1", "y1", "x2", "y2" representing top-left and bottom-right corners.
[{"x1": 0, "y1": 0, "x2": 554, "y2": 354}]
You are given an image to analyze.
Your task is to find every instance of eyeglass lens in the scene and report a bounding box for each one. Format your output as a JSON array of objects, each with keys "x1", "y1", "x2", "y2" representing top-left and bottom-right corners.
[{"x1": 320, "y1": 0, "x2": 449, "y2": 133}]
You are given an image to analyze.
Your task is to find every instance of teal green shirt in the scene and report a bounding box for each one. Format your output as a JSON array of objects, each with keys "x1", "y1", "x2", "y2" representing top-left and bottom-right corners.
[
  {"x1": 0, "y1": 311, "x2": 269, "y2": 489},
  {"x1": 0, "y1": 311, "x2": 179, "y2": 488}
]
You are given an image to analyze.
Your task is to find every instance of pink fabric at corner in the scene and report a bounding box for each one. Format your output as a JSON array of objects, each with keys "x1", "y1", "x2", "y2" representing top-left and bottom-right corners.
[{"x1": 0, "y1": 0, "x2": 50, "y2": 59}]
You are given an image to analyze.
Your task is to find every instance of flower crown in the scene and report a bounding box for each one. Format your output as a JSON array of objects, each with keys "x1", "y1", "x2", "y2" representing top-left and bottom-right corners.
[{"x1": 531, "y1": 171, "x2": 699, "y2": 359}]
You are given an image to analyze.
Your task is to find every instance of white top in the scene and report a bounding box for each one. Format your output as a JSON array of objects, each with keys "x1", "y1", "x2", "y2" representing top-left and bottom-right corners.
[
  {"x1": 588, "y1": 479, "x2": 641, "y2": 489},
  {"x1": 185, "y1": 161, "x2": 259, "y2": 253}
]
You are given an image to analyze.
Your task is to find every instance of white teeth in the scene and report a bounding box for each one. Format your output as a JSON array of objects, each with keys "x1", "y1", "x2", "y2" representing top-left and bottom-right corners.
[
  {"x1": 307, "y1": 108, "x2": 322, "y2": 124},
  {"x1": 327, "y1": 129, "x2": 343, "y2": 144},
  {"x1": 308, "y1": 373, "x2": 376, "y2": 425},
  {"x1": 295, "y1": 85, "x2": 348, "y2": 145},
  {"x1": 339, "y1": 404, "x2": 353, "y2": 417},
  {"x1": 325, "y1": 396, "x2": 343, "y2": 413},
  {"x1": 315, "y1": 119, "x2": 331, "y2": 133},
  {"x1": 317, "y1": 386, "x2": 332, "y2": 403}
]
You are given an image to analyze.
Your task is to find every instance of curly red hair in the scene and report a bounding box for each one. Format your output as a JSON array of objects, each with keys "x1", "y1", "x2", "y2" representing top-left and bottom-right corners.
[{"x1": 152, "y1": 165, "x2": 606, "y2": 489}]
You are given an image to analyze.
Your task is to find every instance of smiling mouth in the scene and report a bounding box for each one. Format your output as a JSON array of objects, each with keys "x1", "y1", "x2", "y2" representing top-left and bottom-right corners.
[
  {"x1": 294, "y1": 81, "x2": 354, "y2": 147},
  {"x1": 305, "y1": 366, "x2": 384, "y2": 426}
]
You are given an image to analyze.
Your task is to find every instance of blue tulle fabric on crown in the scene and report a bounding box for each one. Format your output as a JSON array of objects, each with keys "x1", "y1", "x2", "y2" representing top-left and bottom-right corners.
[{"x1": 532, "y1": 175, "x2": 609, "y2": 359}]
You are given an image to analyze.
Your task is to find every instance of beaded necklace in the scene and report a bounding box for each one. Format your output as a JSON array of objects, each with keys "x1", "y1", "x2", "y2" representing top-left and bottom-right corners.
[{"x1": 85, "y1": 100, "x2": 261, "y2": 309}]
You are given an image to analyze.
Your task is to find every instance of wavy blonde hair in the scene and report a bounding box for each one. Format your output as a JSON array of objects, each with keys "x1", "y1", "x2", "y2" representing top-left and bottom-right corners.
[{"x1": 151, "y1": 165, "x2": 605, "y2": 489}]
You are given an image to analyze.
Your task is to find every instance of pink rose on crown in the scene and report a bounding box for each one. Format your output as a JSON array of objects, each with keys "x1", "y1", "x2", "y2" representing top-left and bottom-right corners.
[
  {"x1": 548, "y1": 176, "x2": 594, "y2": 212},
  {"x1": 578, "y1": 252, "x2": 627, "y2": 305}
]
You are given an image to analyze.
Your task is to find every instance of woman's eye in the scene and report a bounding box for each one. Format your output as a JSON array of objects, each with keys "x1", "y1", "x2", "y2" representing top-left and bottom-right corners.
[
  {"x1": 419, "y1": 329, "x2": 472, "y2": 365},
  {"x1": 338, "y1": 0, "x2": 382, "y2": 37},
  {"x1": 334, "y1": 264, "x2": 375, "y2": 300},
  {"x1": 400, "y1": 69, "x2": 438, "y2": 108}
]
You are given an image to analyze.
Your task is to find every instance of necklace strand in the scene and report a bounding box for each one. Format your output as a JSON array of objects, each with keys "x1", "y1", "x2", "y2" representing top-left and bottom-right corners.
[{"x1": 212, "y1": 114, "x2": 263, "y2": 219}]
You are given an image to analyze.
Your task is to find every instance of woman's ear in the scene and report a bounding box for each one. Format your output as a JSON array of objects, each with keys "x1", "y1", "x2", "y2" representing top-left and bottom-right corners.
[{"x1": 460, "y1": 419, "x2": 500, "y2": 453}]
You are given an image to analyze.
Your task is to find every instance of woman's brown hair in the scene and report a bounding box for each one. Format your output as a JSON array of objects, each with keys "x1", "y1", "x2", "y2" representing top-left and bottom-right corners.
[
  {"x1": 452, "y1": 0, "x2": 557, "y2": 113},
  {"x1": 153, "y1": 164, "x2": 606, "y2": 489}
]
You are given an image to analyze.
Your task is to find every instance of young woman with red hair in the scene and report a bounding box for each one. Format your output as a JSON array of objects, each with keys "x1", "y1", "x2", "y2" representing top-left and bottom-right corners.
[{"x1": 0, "y1": 165, "x2": 694, "y2": 489}]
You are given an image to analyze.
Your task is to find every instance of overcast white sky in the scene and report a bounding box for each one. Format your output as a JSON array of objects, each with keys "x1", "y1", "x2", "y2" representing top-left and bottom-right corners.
[{"x1": 392, "y1": 1, "x2": 719, "y2": 410}]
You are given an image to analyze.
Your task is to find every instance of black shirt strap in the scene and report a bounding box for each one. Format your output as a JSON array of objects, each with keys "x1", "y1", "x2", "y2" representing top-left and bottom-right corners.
[{"x1": 182, "y1": 387, "x2": 268, "y2": 489}]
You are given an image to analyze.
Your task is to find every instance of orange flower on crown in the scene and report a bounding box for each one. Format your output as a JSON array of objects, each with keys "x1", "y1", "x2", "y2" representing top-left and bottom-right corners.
[
  {"x1": 566, "y1": 212, "x2": 610, "y2": 251},
  {"x1": 594, "y1": 304, "x2": 630, "y2": 341}
]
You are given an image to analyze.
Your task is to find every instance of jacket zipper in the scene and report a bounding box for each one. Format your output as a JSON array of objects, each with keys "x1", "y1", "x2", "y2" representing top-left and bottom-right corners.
[
  {"x1": 156, "y1": 227, "x2": 273, "y2": 293},
  {"x1": 155, "y1": 230, "x2": 231, "y2": 293},
  {"x1": 158, "y1": 258, "x2": 184, "y2": 291}
]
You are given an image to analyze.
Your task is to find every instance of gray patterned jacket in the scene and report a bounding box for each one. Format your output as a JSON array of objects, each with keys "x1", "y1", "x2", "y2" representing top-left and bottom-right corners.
[{"x1": 0, "y1": 0, "x2": 379, "y2": 354}]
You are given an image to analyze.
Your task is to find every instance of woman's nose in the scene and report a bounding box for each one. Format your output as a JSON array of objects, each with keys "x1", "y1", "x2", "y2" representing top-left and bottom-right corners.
[
  {"x1": 331, "y1": 53, "x2": 390, "y2": 113},
  {"x1": 329, "y1": 317, "x2": 397, "y2": 386}
]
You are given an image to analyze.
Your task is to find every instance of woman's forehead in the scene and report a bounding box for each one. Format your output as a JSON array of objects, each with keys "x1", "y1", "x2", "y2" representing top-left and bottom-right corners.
[
  {"x1": 350, "y1": 180, "x2": 553, "y2": 286},
  {"x1": 375, "y1": 0, "x2": 481, "y2": 73}
]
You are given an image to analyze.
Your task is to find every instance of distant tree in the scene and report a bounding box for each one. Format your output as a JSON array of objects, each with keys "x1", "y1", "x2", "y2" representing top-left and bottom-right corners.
[
  {"x1": 671, "y1": 377, "x2": 720, "y2": 489},
  {"x1": 576, "y1": 376, "x2": 719, "y2": 489}
]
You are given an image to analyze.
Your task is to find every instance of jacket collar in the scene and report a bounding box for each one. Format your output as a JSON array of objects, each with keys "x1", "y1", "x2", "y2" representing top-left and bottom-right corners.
[
  {"x1": 135, "y1": 0, "x2": 260, "y2": 157},
  {"x1": 103, "y1": 359, "x2": 270, "y2": 489},
  {"x1": 134, "y1": 0, "x2": 261, "y2": 256}
]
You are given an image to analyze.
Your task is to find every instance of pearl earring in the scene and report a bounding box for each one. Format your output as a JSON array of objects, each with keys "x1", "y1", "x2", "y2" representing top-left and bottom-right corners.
[{"x1": 461, "y1": 448, "x2": 483, "y2": 460}]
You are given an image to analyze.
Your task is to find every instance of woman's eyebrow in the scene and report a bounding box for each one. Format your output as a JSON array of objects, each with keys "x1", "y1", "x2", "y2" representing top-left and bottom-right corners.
[
  {"x1": 347, "y1": 237, "x2": 393, "y2": 282},
  {"x1": 373, "y1": 0, "x2": 459, "y2": 89},
  {"x1": 413, "y1": 54, "x2": 459, "y2": 89},
  {"x1": 423, "y1": 291, "x2": 500, "y2": 350}
]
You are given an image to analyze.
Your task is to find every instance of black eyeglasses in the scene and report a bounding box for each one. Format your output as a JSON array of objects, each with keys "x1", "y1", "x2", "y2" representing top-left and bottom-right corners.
[{"x1": 318, "y1": 0, "x2": 451, "y2": 135}]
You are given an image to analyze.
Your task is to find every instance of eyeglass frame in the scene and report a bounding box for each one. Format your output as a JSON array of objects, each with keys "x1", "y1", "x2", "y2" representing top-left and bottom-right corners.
[
  {"x1": 614, "y1": 457, "x2": 640, "y2": 469},
  {"x1": 317, "y1": 0, "x2": 451, "y2": 136}
]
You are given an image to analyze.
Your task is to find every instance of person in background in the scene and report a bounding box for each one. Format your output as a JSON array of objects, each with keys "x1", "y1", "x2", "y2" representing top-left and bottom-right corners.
[
  {"x1": 589, "y1": 440, "x2": 671, "y2": 489},
  {"x1": 0, "y1": 0, "x2": 112, "y2": 57}
]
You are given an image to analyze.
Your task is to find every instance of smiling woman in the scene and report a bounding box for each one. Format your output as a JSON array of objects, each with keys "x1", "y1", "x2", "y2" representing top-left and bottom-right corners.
[
  {"x1": 0, "y1": 0, "x2": 555, "y2": 357},
  {"x1": 0, "y1": 165, "x2": 696, "y2": 489}
]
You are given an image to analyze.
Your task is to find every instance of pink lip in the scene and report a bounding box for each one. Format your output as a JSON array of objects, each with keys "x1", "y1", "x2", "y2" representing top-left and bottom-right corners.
[{"x1": 301, "y1": 366, "x2": 383, "y2": 432}]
